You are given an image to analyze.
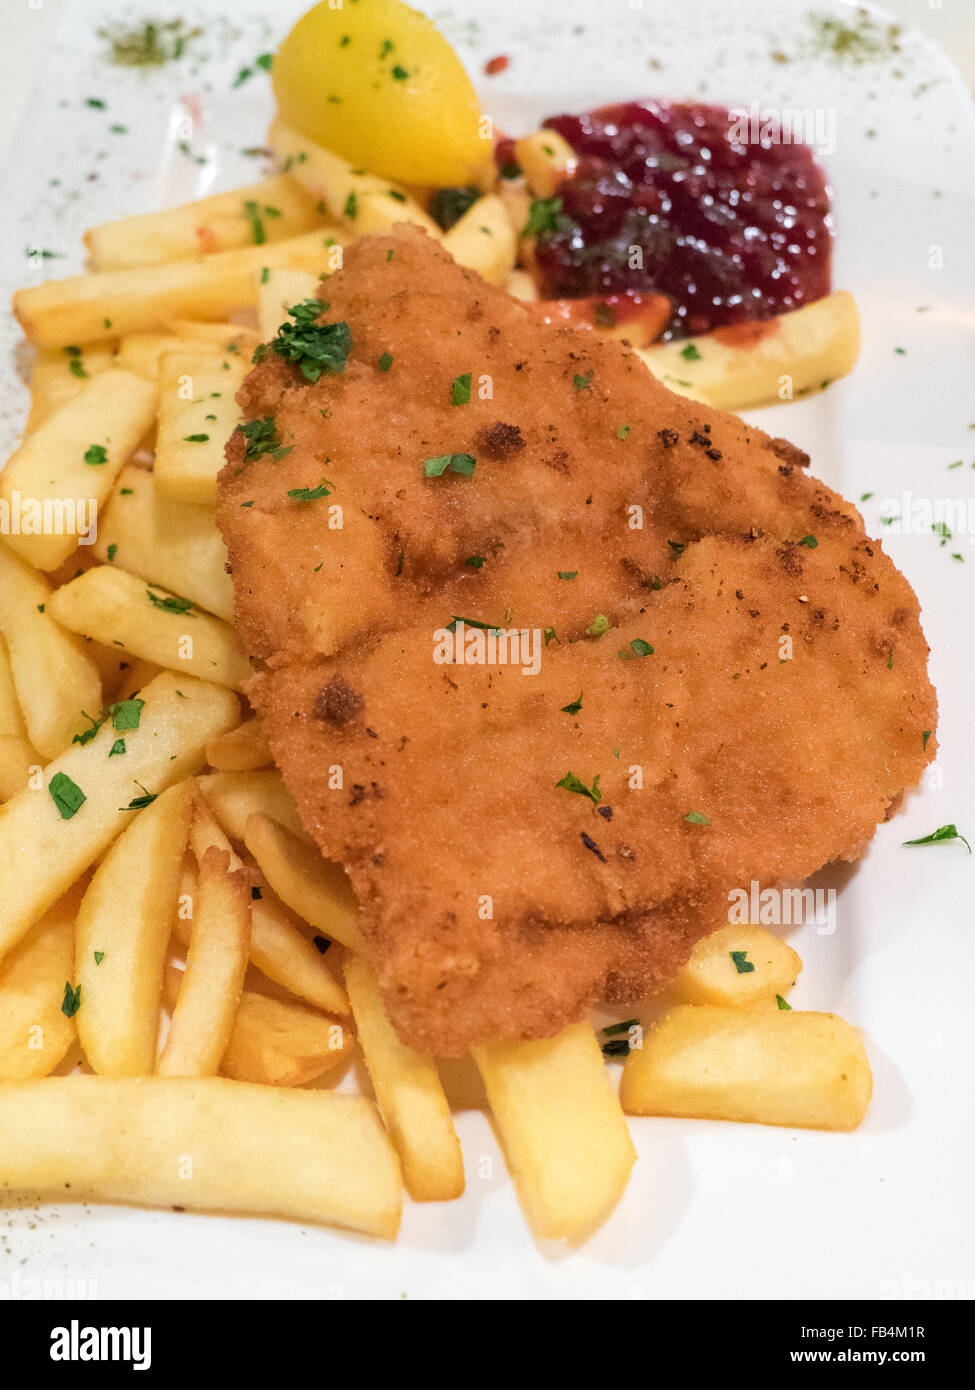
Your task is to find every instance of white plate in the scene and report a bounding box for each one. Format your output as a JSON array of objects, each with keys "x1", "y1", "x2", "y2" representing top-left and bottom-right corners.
[{"x1": 1, "y1": 0, "x2": 974, "y2": 1301}]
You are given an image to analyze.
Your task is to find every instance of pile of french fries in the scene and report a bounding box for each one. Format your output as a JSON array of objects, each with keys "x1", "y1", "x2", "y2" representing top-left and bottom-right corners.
[{"x1": 0, "y1": 121, "x2": 872, "y2": 1245}]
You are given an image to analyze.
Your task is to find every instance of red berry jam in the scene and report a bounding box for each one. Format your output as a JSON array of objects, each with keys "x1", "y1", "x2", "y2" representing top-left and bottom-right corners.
[{"x1": 536, "y1": 101, "x2": 832, "y2": 340}]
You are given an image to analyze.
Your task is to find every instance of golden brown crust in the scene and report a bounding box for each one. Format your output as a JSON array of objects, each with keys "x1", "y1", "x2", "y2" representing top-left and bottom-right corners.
[{"x1": 218, "y1": 227, "x2": 937, "y2": 1055}]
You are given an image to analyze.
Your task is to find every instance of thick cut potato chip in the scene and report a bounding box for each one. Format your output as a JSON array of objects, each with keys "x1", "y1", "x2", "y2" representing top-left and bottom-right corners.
[
  {"x1": 205, "y1": 717, "x2": 271, "y2": 772},
  {"x1": 0, "y1": 881, "x2": 83, "y2": 1080},
  {"x1": 620, "y1": 1004, "x2": 872, "y2": 1130},
  {"x1": 442, "y1": 193, "x2": 517, "y2": 285},
  {"x1": 0, "y1": 1076, "x2": 402, "y2": 1237},
  {"x1": 13, "y1": 230, "x2": 348, "y2": 348},
  {"x1": 664, "y1": 924, "x2": 802, "y2": 1008},
  {"x1": 244, "y1": 811, "x2": 363, "y2": 951},
  {"x1": 0, "y1": 671, "x2": 238, "y2": 964},
  {"x1": 49, "y1": 565, "x2": 252, "y2": 690},
  {"x1": 221, "y1": 988, "x2": 353, "y2": 1087},
  {"x1": 638, "y1": 291, "x2": 860, "y2": 410},
  {"x1": 0, "y1": 633, "x2": 40, "y2": 800},
  {"x1": 26, "y1": 344, "x2": 116, "y2": 434},
  {"x1": 0, "y1": 543, "x2": 102, "y2": 760},
  {"x1": 198, "y1": 769, "x2": 308, "y2": 841},
  {"x1": 85, "y1": 174, "x2": 323, "y2": 269},
  {"x1": 92, "y1": 465, "x2": 235, "y2": 621},
  {"x1": 345, "y1": 956, "x2": 464, "y2": 1202},
  {"x1": 269, "y1": 119, "x2": 442, "y2": 239},
  {"x1": 473, "y1": 1022, "x2": 636, "y2": 1240},
  {"x1": 0, "y1": 369, "x2": 158, "y2": 571},
  {"x1": 76, "y1": 781, "x2": 194, "y2": 1076},
  {"x1": 154, "y1": 350, "x2": 249, "y2": 505},
  {"x1": 157, "y1": 847, "x2": 251, "y2": 1077}
]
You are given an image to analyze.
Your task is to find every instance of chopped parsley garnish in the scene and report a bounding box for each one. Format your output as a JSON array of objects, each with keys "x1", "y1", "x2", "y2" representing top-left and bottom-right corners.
[
  {"x1": 265, "y1": 300, "x2": 352, "y2": 382},
  {"x1": 84, "y1": 444, "x2": 108, "y2": 466},
  {"x1": 424, "y1": 453, "x2": 476, "y2": 478},
  {"x1": 344, "y1": 191, "x2": 358, "y2": 220},
  {"x1": 146, "y1": 587, "x2": 193, "y2": 615},
  {"x1": 49, "y1": 771, "x2": 86, "y2": 819},
  {"x1": 94, "y1": 951, "x2": 105, "y2": 966},
  {"x1": 378, "y1": 352, "x2": 393, "y2": 371},
  {"x1": 902, "y1": 824, "x2": 971, "y2": 853},
  {"x1": 451, "y1": 372, "x2": 472, "y2": 405},
  {"x1": 573, "y1": 374, "x2": 591, "y2": 390},
  {"x1": 110, "y1": 698, "x2": 144, "y2": 731},
  {"x1": 798, "y1": 534, "x2": 818, "y2": 548},
  {"x1": 668, "y1": 540, "x2": 686, "y2": 557},
  {"x1": 256, "y1": 53, "x2": 273, "y2": 72},
  {"x1": 603, "y1": 1019, "x2": 638, "y2": 1037},
  {"x1": 238, "y1": 416, "x2": 292, "y2": 463},
  {"x1": 543, "y1": 627, "x2": 558, "y2": 645},
  {"x1": 616, "y1": 423, "x2": 632, "y2": 440},
  {"x1": 775, "y1": 994, "x2": 792, "y2": 1010},
  {"x1": 557, "y1": 570, "x2": 577, "y2": 580},
  {"x1": 561, "y1": 692, "x2": 584, "y2": 715},
  {"x1": 523, "y1": 196, "x2": 569, "y2": 238},
  {"x1": 730, "y1": 950, "x2": 755, "y2": 975},
  {"x1": 465, "y1": 555, "x2": 485, "y2": 568},
  {"x1": 601, "y1": 1038, "x2": 630, "y2": 1058},
  {"x1": 922, "y1": 730, "x2": 932, "y2": 750},
  {"x1": 391, "y1": 65, "x2": 409, "y2": 80},
  {"x1": 680, "y1": 343, "x2": 702, "y2": 361},
  {"x1": 556, "y1": 771, "x2": 601, "y2": 805},
  {"x1": 72, "y1": 712, "x2": 102, "y2": 747},
  {"x1": 445, "y1": 616, "x2": 503, "y2": 634},
  {"x1": 120, "y1": 782, "x2": 157, "y2": 811},
  {"x1": 61, "y1": 982, "x2": 82, "y2": 1018},
  {"x1": 287, "y1": 479, "x2": 334, "y2": 501},
  {"x1": 109, "y1": 739, "x2": 126, "y2": 757},
  {"x1": 183, "y1": 433, "x2": 210, "y2": 443},
  {"x1": 684, "y1": 810, "x2": 710, "y2": 825},
  {"x1": 429, "y1": 186, "x2": 480, "y2": 231},
  {"x1": 586, "y1": 614, "x2": 610, "y2": 637},
  {"x1": 106, "y1": 543, "x2": 117, "y2": 562},
  {"x1": 100, "y1": 19, "x2": 202, "y2": 68},
  {"x1": 618, "y1": 638, "x2": 654, "y2": 659}
]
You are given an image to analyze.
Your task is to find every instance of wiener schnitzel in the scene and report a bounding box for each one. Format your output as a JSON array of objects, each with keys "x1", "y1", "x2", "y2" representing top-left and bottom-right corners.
[{"x1": 218, "y1": 227, "x2": 936, "y2": 1055}]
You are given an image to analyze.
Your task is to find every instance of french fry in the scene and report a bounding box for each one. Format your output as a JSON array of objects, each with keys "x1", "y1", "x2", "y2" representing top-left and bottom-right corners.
[
  {"x1": 92, "y1": 465, "x2": 235, "y2": 621},
  {"x1": 173, "y1": 803, "x2": 349, "y2": 1015},
  {"x1": 205, "y1": 717, "x2": 271, "y2": 772},
  {"x1": 197, "y1": 768, "x2": 308, "y2": 841},
  {"x1": 48, "y1": 565, "x2": 252, "y2": 690},
  {"x1": 13, "y1": 229, "x2": 348, "y2": 348},
  {"x1": 116, "y1": 332, "x2": 225, "y2": 381},
  {"x1": 665, "y1": 925, "x2": 802, "y2": 1008},
  {"x1": 0, "y1": 881, "x2": 83, "y2": 1080},
  {"x1": 620, "y1": 1004, "x2": 872, "y2": 1130},
  {"x1": 0, "y1": 369, "x2": 158, "y2": 571},
  {"x1": 85, "y1": 175, "x2": 324, "y2": 269},
  {"x1": 113, "y1": 657, "x2": 163, "y2": 702},
  {"x1": 157, "y1": 847, "x2": 251, "y2": 1077},
  {"x1": 269, "y1": 118, "x2": 441, "y2": 239},
  {"x1": 345, "y1": 956, "x2": 464, "y2": 1202},
  {"x1": 473, "y1": 1022, "x2": 637, "y2": 1240},
  {"x1": 154, "y1": 350, "x2": 249, "y2": 504},
  {"x1": 162, "y1": 319, "x2": 262, "y2": 346},
  {"x1": 257, "y1": 267, "x2": 320, "y2": 342},
  {"x1": 244, "y1": 811, "x2": 364, "y2": 951},
  {"x1": 0, "y1": 543, "x2": 102, "y2": 759},
  {"x1": 442, "y1": 193, "x2": 518, "y2": 285},
  {"x1": 637, "y1": 291, "x2": 861, "y2": 410},
  {"x1": 248, "y1": 889, "x2": 350, "y2": 1015},
  {"x1": 0, "y1": 633, "x2": 40, "y2": 800},
  {"x1": 505, "y1": 268, "x2": 539, "y2": 303},
  {"x1": 75, "y1": 781, "x2": 194, "y2": 1076},
  {"x1": 0, "y1": 671, "x2": 238, "y2": 964},
  {"x1": 25, "y1": 343, "x2": 116, "y2": 434},
  {"x1": 514, "y1": 129, "x2": 578, "y2": 199},
  {"x1": 0, "y1": 1076, "x2": 402, "y2": 1237},
  {"x1": 221, "y1": 989, "x2": 353, "y2": 1087}
]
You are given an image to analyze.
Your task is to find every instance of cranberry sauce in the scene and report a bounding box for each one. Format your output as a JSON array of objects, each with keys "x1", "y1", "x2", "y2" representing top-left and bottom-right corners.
[{"x1": 535, "y1": 101, "x2": 832, "y2": 340}]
